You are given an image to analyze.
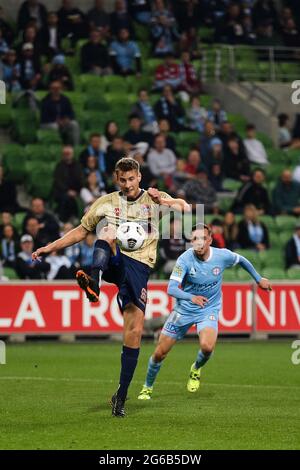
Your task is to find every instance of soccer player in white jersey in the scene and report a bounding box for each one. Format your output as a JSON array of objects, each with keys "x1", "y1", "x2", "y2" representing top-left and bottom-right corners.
[{"x1": 138, "y1": 223, "x2": 272, "y2": 400}]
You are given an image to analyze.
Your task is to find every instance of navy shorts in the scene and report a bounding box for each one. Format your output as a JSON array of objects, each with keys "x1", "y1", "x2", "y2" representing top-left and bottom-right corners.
[{"x1": 102, "y1": 246, "x2": 151, "y2": 314}]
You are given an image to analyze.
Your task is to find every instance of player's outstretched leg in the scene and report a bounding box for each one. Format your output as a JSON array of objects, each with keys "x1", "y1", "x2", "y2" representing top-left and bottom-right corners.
[
  {"x1": 111, "y1": 305, "x2": 144, "y2": 417},
  {"x1": 138, "y1": 334, "x2": 176, "y2": 400},
  {"x1": 187, "y1": 326, "x2": 217, "y2": 393},
  {"x1": 76, "y1": 226, "x2": 116, "y2": 303}
]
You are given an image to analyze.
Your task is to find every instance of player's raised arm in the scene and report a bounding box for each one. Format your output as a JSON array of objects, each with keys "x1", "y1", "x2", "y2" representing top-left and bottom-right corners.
[
  {"x1": 147, "y1": 188, "x2": 191, "y2": 212},
  {"x1": 32, "y1": 224, "x2": 89, "y2": 260},
  {"x1": 237, "y1": 254, "x2": 272, "y2": 291}
]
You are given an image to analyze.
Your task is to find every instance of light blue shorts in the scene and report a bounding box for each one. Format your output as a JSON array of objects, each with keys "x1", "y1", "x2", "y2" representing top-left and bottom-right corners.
[{"x1": 161, "y1": 310, "x2": 219, "y2": 341}]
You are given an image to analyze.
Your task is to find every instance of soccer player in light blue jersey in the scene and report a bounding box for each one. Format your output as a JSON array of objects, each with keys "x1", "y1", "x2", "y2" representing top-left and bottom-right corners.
[{"x1": 138, "y1": 223, "x2": 272, "y2": 399}]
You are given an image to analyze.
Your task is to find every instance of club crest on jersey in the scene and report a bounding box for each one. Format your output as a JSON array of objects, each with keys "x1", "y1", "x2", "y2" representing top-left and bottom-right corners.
[
  {"x1": 212, "y1": 267, "x2": 221, "y2": 276},
  {"x1": 140, "y1": 204, "x2": 151, "y2": 216},
  {"x1": 209, "y1": 315, "x2": 216, "y2": 321}
]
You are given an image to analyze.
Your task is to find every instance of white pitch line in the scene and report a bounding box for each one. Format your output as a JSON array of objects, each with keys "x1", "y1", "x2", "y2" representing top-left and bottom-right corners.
[{"x1": 0, "y1": 376, "x2": 299, "y2": 391}]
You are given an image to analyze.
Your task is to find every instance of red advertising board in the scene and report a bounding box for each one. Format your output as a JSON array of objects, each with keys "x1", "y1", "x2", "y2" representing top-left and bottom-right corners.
[{"x1": 0, "y1": 282, "x2": 299, "y2": 334}]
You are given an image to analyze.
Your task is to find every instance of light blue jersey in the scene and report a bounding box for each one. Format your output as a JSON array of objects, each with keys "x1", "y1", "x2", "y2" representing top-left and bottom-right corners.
[
  {"x1": 161, "y1": 247, "x2": 260, "y2": 340},
  {"x1": 170, "y1": 247, "x2": 239, "y2": 319}
]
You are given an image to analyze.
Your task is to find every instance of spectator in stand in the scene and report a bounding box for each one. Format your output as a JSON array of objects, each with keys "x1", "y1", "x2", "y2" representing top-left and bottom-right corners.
[
  {"x1": 79, "y1": 232, "x2": 96, "y2": 275},
  {"x1": 209, "y1": 162, "x2": 224, "y2": 192},
  {"x1": 179, "y1": 170, "x2": 218, "y2": 213},
  {"x1": 174, "y1": 1, "x2": 201, "y2": 32},
  {"x1": 53, "y1": 145, "x2": 84, "y2": 222},
  {"x1": 150, "y1": 0, "x2": 180, "y2": 56},
  {"x1": 17, "y1": 0, "x2": 48, "y2": 32},
  {"x1": 82, "y1": 156, "x2": 103, "y2": 189},
  {"x1": 40, "y1": 12, "x2": 62, "y2": 59},
  {"x1": 282, "y1": 17, "x2": 300, "y2": 48},
  {"x1": 128, "y1": 0, "x2": 152, "y2": 25},
  {"x1": 23, "y1": 216, "x2": 45, "y2": 250},
  {"x1": 207, "y1": 99, "x2": 227, "y2": 131},
  {"x1": 23, "y1": 198, "x2": 59, "y2": 245},
  {"x1": 278, "y1": 113, "x2": 294, "y2": 149},
  {"x1": 40, "y1": 80, "x2": 80, "y2": 146},
  {"x1": 199, "y1": 121, "x2": 217, "y2": 166},
  {"x1": 157, "y1": 119, "x2": 177, "y2": 154},
  {"x1": 80, "y1": 29, "x2": 111, "y2": 75},
  {"x1": 0, "y1": 166, "x2": 19, "y2": 214},
  {"x1": 187, "y1": 95, "x2": 208, "y2": 133},
  {"x1": 60, "y1": 222, "x2": 80, "y2": 266},
  {"x1": 79, "y1": 133, "x2": 106, "y2": 187},
  {"x1": 130, "y1": 89, "x2": 158, "y2": 134},
  {"x1": 178, "y1": 50, "x2": 201, "y2": 95},
  {"x1": 238, "y1": 204, "x2": 270, "y2": 251},
  {"x1": 273, "y1": 169, "x2": 300, "y2": 216},
  {"x1": 19, "y1": 42, "x2": 42, "y2": 90},
  {"x1": 109, "y1": 28, "x2": 141, "y2": 76},
  {"x1": 80, "y1": 171, "x2": 104, "y2": 211},
  {"x1": 87, "y1": 0, "x2": 110, "y2": 36},
  {"x1": 110, "y1": 0, "x2": 135, "y2": 37},
  {"x1": 208, "y1": 136, "x2": 224, "y2": 168},
  {"x1": 184, "y1": 148, "x2": 207, "y2": 176},
  {"x1": 178, "y1": 26, "x2": 202, "y2": 60},
  {"x1": 0, "y1": 7, "x2": 15, "y2": 46},
  {"x1": 223, "y1": 211, "x2": 239, "y2": 250},
  {"x1": 218, "y1": 120, "x2": 240, "y2": 148},
  {"x1": 45, "y1": 249, "x2": 76, "y2": 279},
  {"x1": 159, "y1": 218, "x2": 186, "y2": 275},
  {"x1": 243, "y1": 124, "x2": 269, "y2": 166},
  {"x1": 211, "y1": 219, "x2": 226, "y2": 248},
  {"x1": 147, "y1": 134, "x2": 177, "y2": 184},
  {"x1": 105, "y1": 136, "x2": 126, "y2": 175},
  {"x1": 252, "y1": 0, "x2": 278, "y2": 30},
  {"x1": 57, "y1": 0, "x2": 87, "y2": 48},
  {"x1": 1, "y1": 49, "x2": 22, "y2": 93},
  {"x1": 154, "y1": 54, "x2": 181, "y2": 91},
  {"x1": 47, "y1": 54, "x2": 74, "y2": 91},
  {"x1": 223, "y1": 136, "x2": 251, "y2": 182},
  {"x1": 0, "y1": 27, "x2": 9, "y2": 56},
  {"x1": 16, "y1": 234, "x2": 50, "y2": 279},
  {"x1": 19, "y1": 24, "x2": 42, "y2": 58},
  {"x1": 0, "y1": 212, "x2": 14, "y2": 238},
  {"x1": 123, "y1": 114, "x2": 153, "y2": 152},
  {"x1": 285, "y1": 221, "x2": 300, "y2": 269},
  {"x1": 154, "y1": 85, "x2": 186, "y2": 132},
  {"x1": 232, "y1": 168, "x2": 271, "y2": 214},
  {"x1": 214, "y1": 2, "x2": 245, "y2": 44},
  {"x1": 0, "y1": 224, "x2": 19, "y2": 268},
  {"x1": 100, "y1": 121, "x2": 120, "y2": 152}
]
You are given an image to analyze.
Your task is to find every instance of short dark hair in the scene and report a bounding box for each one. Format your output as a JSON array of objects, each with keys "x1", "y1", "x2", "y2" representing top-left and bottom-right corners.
[
  {"x1": 192, "y1": 223, "x2": 212, "y2": 235},
  {"x1": 89, "y1": 132, "x2": 101, "y2": 140},
  {"x1": 246, "y1": 123, "x2": 256, "y2": 131},
  {"x1": 115, "y1": 157, "x2": 140, "y2": 173}
]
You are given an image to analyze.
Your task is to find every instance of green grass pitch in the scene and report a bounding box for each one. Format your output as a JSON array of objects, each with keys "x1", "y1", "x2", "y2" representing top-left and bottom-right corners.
[{"x1": 0, "y1": 341, "x2": 299, "y2": 450}]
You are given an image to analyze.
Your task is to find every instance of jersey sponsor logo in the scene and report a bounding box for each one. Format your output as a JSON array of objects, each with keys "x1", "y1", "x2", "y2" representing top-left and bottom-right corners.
[
  {"x1": 114, "y1": 207, "x2": 121, "y2": 217},
  {"x1": 164, "y1": 322, "x2": 179, "y2": 334},
  {"x1": 172, "y1": 264, "x2": 183, "y2": 278},
  {"x1": 212, "y1": 267, "x2": 221, "y2": 276}
]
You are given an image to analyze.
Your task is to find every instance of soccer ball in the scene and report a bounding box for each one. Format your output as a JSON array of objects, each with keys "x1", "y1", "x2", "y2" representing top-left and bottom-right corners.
[{"x1": 116, "y1": 221, "x2": 146, "y2": 251}]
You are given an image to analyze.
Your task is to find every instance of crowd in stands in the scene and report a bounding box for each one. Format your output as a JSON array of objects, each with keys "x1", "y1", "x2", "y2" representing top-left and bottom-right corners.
[{"x1": 1, "y1": 0, "x2": 300, "y2": 280}]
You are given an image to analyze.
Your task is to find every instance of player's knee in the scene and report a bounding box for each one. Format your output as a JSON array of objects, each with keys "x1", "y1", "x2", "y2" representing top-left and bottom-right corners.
[
  {"x1": 201, "y1": 342, "x2": 215, "y2": 355},
  {"x1": 153, "y1": 346, "x2": 167, "y2": 362},
  {"x1": 98, "y1": 226, "x2": 116, "y2": 247},
  {"x1": 128, "y1": 325, "x2": 144, "y2": 341}
]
